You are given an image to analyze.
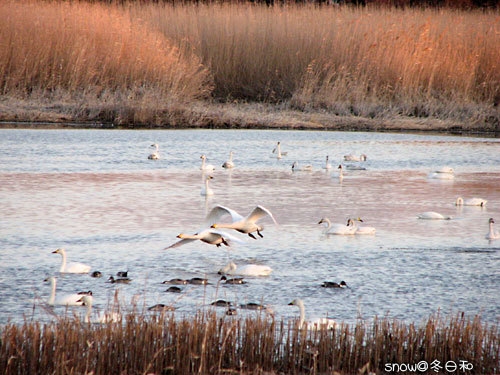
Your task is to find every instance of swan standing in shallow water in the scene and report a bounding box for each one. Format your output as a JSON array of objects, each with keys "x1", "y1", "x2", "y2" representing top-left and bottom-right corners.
[
  {"x1": 222, "y1": 151, "x2": 235, "y2": 169},
  {"x1": 148, "y1": 144, "x2": 160, "y2": 160},
  {"x1": 209, "y1": 205, "x2": 278, "y2": 239},
  {"x1": 272, "y1": 141, "x2": 287, "y2": 159},
  {"x1": 455, "y1": 197, "x2": 487, "y2": 207},
  {"x1": 288, "y1": 299, "x2": 337, "y2": 330},
  {"x1": 77, "y1": 295, "x2": 121, "y2": 323},
  {"x1": 165, "y1": 229, "x2": 245, "y2": 249},
  {"x1": 218, "y1": 261, "x2": 272, "y2": 276},
  {"x1": 201, "y1": 175, "x2": 214, "y2": 196},
  {"x1": 417, "y1": 212, "x2": 451, "y2": 220},
  {"x1": 44, "y1": 276, "x2": 87, "y2": 306},
  {"x1": 344, "y1": 154, "x2": 367, "y2": 162},
  {"x1": 200, "y1": 155, "x2": 215, "y2": 173},
  {"x1": 318, "y1": 217, "x2": 357, "y2": 235},
  {"x1": 52, "y1": 248, "x2": 91, "y2": 273},
  {"x1": 486, "y1": 218, "x2": 499, "y2": 240}
]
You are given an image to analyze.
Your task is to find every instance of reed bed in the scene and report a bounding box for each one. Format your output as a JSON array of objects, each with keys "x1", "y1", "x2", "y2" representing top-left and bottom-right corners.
[
  {"x1": 1, "y1": 311, "x2": 498, "y2": 374},
  {"x1": 0, "y1": 1, "x2": 499, "y2": 127}
]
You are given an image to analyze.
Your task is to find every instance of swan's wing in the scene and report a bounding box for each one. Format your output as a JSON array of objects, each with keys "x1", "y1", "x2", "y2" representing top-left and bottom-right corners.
[
  {"x1": 164, "y1": 238, "x2": 197, "y2": 249},
  {"x1": 205, "y1": 205, "x2": 244, "y2": 226},
  {"x1": 245, "y1": 206, "x2": 278, "y2": 225},
  {"x1": 208, "y1": 229, "x2": 246, "y2": 245}
]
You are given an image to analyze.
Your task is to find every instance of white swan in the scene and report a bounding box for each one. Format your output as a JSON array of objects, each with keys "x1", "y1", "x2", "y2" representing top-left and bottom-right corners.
[
  {"x1": 318, "y1": 217, "x2": 357, "y2": 235},
  {"x1": 351, "y1": 218, "x2": 376, "y2": 235},
  {"x1": 201, "y1": 175, "x2": 214, "y2": 196},
  {"x1": 52, "y1": 248, "x2": 91, "y2": 273},
  {"x1": 148, "y1": 144, "x2": 160, "y2": 160},
  {"x1": 77, "y1": 295, "x2": 121, "y2": 323},
  {"x1": 222, "y1": 151, "x2": 235, "y2": 169},
  {"x1": 165, "y1": 228, "x2": 245, "y2": 249},
  {"x1": 288, "y1": 299, "x2": 337, "y2": 330},
  {"x1": 486, "y1": 218, "x2": 499, "y2": 240},
  {"x1": 200, "y1": 155, "x2": 215, "y2": 172},
  {"x1": 344, "y1": 154, "x2": 367, "y2": 162},
  {"x1": 209, "y1": 205, "x2": 278, "y2": 239},
  {"x1": 272, "y1": 141, "x2": 288, "y2": 159},
  {"x1": 218, "y1": 261, "x2": 272, "y2": 276},
  {"x1": 44, "y1": 276, "x2": 86, "y2": 306},
  {"x1": 291, "y1": 162, "x2": 313, "y2": 172},
  {"x1": 324, "y1": 156, "x2": 332, "y2": 170},
  {"x1": 455, "y1": 197, "x2": 487, "y2": 207},
  {"x1": 417, "y1": 212, "x2": 451, "y2": 220}
]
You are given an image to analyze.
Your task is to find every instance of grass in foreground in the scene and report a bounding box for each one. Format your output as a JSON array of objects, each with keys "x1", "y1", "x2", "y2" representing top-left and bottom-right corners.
[{"x1": 1, "y1": 310, "x2": 498, "y2": 374}]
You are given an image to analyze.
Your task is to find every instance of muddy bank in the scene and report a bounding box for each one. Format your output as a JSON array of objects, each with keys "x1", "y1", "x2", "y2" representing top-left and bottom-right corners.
[{"x1": 0, "y1": 99, "x2": 498, "y2": 136}]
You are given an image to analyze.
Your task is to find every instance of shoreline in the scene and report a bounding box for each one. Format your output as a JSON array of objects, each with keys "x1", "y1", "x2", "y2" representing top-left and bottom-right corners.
[{"x1": 1, "y1": 101, "x2": 499, "y2": 137}]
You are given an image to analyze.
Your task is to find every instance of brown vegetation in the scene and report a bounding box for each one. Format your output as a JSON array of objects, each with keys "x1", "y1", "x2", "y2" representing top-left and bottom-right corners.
[
  {"x1": 0, "y1": 310, "x2": 498, "y2": 374},
  {"x1": 0, "y1": 1, "x2": 499, "y2": 131}
]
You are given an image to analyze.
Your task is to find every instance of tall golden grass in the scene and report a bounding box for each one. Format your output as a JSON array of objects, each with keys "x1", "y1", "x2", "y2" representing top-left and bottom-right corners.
[
  {"x1": 0, "y1": 1, "x2": 499, "y2": 126},
  {"x1": 1, "y1": 311, "x2": 498, "y2": 374}
]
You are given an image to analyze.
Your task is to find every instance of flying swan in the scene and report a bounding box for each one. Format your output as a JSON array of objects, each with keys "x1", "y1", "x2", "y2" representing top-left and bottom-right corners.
[
  {"x1": 165, "y1": 228, "x2": 245, "y2": 249},
  {"x1": 209, "y1": 205, "x2": 278, "y2": 239},
  {"x1": 52, "y1": 248, "x2": 91, "y2": 273}
]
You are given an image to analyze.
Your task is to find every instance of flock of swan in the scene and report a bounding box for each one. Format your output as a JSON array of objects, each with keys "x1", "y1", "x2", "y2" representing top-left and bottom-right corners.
[{"x1": 37, "y1": 141, "x2": 498, "y2": 327}]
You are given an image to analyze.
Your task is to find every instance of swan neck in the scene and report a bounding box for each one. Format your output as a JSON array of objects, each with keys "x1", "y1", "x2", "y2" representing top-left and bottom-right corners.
[
  {"x1": 321, "y1": 218, "x2": 331, "y2": 232},
  {"x1": 48, "y1": 278, "x2": 56, "y2": 305},
  {"x1": 297, "y1": 300, "x2": 306, "y2": 329},
  {"x1": 456, "y1": 197, "x2": 463, "y2": 205},
  {"x1": 59, "y1": 251, "x2": 67, "y2": 272},
  {"x1": 85, "y1": 301, "x2": 92, "y2": 323}
]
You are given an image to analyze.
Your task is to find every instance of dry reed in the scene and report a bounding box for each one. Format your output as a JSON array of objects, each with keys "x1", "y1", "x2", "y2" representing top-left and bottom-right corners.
[
  {"x1": 1, "y1": 1, "x2": 499, "y2": 128},
  {"x1": 0, "y1": 310, "x2": 498, "y2": 374}
]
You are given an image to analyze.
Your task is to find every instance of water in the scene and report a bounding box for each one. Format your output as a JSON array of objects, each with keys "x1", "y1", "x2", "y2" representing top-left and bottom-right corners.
[{"x1": 0, "y1": 128, "x2": 499, "y2": 326}]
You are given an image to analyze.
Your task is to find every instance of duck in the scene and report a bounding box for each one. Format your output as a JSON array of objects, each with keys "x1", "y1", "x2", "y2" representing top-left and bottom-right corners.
[
  {"x1": 107, "y1": 276, "x2": 132, "y2": 284},
  {"x1": 90, "y1": 271, "x2": 102, "y2": 278},
  {"x1": 417, "y1": 212, "x2": 452, "y2": 220},
  {"x1": 165, "y1": 286, "x2": 182, "y2": 293},
  {"x1": 272, "y1": 141, "x2": 288, "y2": 159},
  {"x1": 291, "y1": 162, "x2": 313, "y2": 172},
  {"x1": 201, "y1": 175, "x2": 214, "y2": 196},
  {"x1": 226, "y1": 308, "x2": 238, "y2": 315},
  {"x1": 200, "y1": 155, "x2": 215, "y2": 172},
  {"x1": 222, "y1": 151, "x2": 235, "y2": 169},
  {"x1": 288, "y1": 299, "x2": 337, "y2": 330},
  {"x1": 148, "y1": 144, "x2": 160, "y2": 160},
  {"x1": 324, "y1": 156, "x2": 332, "y2": 170},
  {"x1": 116, "y1": 271, "x2": 128, "y2": 277},
  {"x1": 52, "y1": 248, "x2": 91, "y2": 274},
  {"x1": 240, "y1": 302, "x2": 268, "y2": 311},
  {"x1": 220, "y1": 275, "x2": 247, "y2": 284},
  {"x1": 318, "y1": 217, "x2": 357, "y2": 235},
  {"x1": 148, "y1": 304, "x2": 175, "y2": 312},
  {"x1": 162, "y1": 278, "x2": 188, "y2": 285},
  {"x1": 455, "y1": 197, "x2": 487, "y2": 207},
  {"x1": 188, "y1": 277, "x2": 209, "y2": 285},
  {"x1": 218, "y1": 262, "x2": 272, "y2": 276},
  {"x1": 44, "y1": 276, "x2": 87, "y2": 306},
  {"x1": 321, "y1": 281, "x2": 347, "y2": 288},
  {"x1": 77, "y1": 295, "x2": 121, "y2": 323},
  {"x1": 165, "y1": 228, "x2": 245, "y2": 249},
  {"x1": 209, "y1": 204, "x2": 278, "y2": 239},
  {"x1": 486, "y1": 218, "x2": 499, "y2": 240},
  {"x1": 343, "y1": 154, "x2": 367, "y2": 162},
  {"x1": 211, "y1": 300, "x2": 233, "y2": 307}
]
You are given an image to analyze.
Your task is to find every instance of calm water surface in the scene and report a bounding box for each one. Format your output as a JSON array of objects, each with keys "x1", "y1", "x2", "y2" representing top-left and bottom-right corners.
[{"x1": 0, "y1": 129, "x2": 499, "y2": 326}]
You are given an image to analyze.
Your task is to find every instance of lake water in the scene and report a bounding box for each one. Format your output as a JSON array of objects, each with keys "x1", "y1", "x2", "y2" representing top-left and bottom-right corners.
[{"x1": 0, "y1": 128, "x2": 499, "y2": 326}]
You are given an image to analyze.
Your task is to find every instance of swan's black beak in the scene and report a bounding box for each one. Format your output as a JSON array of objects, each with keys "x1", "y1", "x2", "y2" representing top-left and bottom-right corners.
[
  {"x1": 211, "y1": 224, "x2": 217, "y2": 228},
  {"x1": 317, "y1": 220, "x2": 323, "y2": 224},
  {"x1": 288, "y1": 301, "x2": 294, "y2": 306}
]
